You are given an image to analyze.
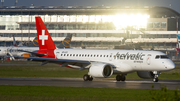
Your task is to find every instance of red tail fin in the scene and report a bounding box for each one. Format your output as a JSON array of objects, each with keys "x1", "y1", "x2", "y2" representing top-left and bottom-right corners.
[{"x1": 35, "y1": 17, "x2": 56, "y2": 50}]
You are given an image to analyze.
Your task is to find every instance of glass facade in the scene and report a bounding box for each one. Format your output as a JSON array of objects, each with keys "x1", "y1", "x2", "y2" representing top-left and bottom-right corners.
[{"x1": 0, "y1": 14, "x2": 149, "y2": 31}]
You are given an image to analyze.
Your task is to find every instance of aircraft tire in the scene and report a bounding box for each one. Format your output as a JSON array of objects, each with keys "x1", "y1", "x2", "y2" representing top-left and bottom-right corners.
[
  {"x1": 83, "y1": 74, "x2": 89, "y2": 81},
  {"x1": 89, "y1": 76, "x2": 93, "y2": 81},
  {"x1": 153, "y1": 78, "x2": 159, "y2": 82},
  {"x1": 116, "y1": 75, "x2": 121, "y2": 81},
  {"x1": 121, "y1": 76, "x2": 126, "y2": 81}
]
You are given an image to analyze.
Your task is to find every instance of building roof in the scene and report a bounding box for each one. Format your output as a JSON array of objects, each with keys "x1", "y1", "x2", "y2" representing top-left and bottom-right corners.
[{"x1": 0, "y1": 6, "x2": 179, "y2": 17}]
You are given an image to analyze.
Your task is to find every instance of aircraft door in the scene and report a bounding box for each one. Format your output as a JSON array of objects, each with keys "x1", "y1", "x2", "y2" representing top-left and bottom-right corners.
[
  {"x1": 109, "y1": 53, "x2": 113, "y2": 61},
  {"x1": 56, "y1": 52, "x2": 60, "y2": 59},
  {"x1": 146, "y1": 54, "x2": 151, "y2": 65}
]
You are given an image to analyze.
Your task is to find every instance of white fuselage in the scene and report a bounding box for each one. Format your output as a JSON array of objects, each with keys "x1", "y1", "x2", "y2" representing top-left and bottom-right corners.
[
  {"x1": 0, "y1": 46, "x2": 38, "y2": 57},
  {"x1": 54, "y1": 49, "x2": 175, "y2": 73}
]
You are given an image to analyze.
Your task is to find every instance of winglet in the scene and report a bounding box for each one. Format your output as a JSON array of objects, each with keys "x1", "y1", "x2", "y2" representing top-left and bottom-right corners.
[{"x1": 35, "y1": 16, "x2": 56, "y2": 50}]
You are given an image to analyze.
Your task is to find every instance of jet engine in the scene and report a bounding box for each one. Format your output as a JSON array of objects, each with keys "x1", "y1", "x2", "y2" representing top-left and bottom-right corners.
[
  {"x1": 137, "y1": 71, "x2": 154, "y2": 79},
  {"x1": 89, "y1": 63, "x2": 113, "y2": 78}
]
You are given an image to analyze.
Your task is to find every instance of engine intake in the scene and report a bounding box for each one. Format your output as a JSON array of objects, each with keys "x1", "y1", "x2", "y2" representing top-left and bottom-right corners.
[{"x1": 89, "y1": 63, "x2": 113, "y2": 78}]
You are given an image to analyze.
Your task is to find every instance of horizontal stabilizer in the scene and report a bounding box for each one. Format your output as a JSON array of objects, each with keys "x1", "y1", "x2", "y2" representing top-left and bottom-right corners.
[{"x1": 17, "y1": 50, "x2": 47, "y2": 57}]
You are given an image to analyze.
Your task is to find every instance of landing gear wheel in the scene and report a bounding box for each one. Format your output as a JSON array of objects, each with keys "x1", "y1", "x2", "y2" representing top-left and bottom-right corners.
[
  {"x1": 89, "y1": 76, "x2": 93, "y2": 81},
  {"x1": 121, "y1": 76, "x2": 126, "y2": 81},
  {"x1": 83, "y1": 74, "x2": 89, "y2": 81},
  {"x1": 116, "y1": 75, "x2": 121, "y2": 81},
  {"x1": 116, "y1": 74, "x2": 126, "y2": 81},
  {"x1": 153, "y1": 78, "x2": 159, "y2": 82},
  {"x1": 83, "y1": 74, "x2": 93, "y2": 81}
]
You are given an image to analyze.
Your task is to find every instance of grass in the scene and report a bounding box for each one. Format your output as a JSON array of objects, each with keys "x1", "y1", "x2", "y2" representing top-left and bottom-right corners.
[
  {"x1": 0, "y1": 85, "x2": 179, "y2": 101},
  {"x1": 0, "y1": 60, "x2": 180, "y2": 80}
]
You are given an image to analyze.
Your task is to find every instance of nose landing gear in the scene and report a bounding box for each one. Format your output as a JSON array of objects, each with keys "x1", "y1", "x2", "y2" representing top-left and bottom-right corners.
[{"x1": 152, "y1": 71, "x2": 160, "y2": 82}]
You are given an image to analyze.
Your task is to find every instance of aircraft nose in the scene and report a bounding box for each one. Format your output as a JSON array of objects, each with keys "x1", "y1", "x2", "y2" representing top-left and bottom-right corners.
[{"x1": 167, "y1": 61, "x2": 175, "y2": 70}]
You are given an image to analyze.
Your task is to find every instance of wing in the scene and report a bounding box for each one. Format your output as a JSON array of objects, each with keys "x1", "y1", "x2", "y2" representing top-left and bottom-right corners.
[{"x1": 17, "y1": 56, "x2": 92, "y2": 68}]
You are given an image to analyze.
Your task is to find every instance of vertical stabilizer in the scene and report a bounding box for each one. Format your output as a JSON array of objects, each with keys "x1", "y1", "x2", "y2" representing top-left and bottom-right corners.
[
  {"x1": 57, "y1": 34, "x2": 72, "y2": 48},
  {"x1": 35, "y1": 17, "x2": 56, "y2": 50}
]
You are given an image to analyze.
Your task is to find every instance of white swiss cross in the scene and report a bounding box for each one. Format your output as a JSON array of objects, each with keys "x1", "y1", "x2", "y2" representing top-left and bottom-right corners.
[{"x1": 39, "y1": 30, "x2": 48, "y2": 45}]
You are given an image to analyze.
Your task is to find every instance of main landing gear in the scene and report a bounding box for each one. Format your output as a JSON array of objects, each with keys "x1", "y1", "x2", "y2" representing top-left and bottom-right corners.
[
  {"x1": 83, "y1": 74, "x2": 93, "y2": 81},
  {"x1": 116, "y1": 74, "x2": 126, "y2": 81},
  {"x1": 152, "y1": 71, "x2": 160, "y2": 82}
]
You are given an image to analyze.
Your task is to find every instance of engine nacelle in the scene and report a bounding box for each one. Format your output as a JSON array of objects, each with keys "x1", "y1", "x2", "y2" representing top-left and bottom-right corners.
[
  {"x1": 137, "y1": 71, "x2": 154, "y2": 79},
  {"x1": 89, "y1": 63, "x2": 113, "y2": 78}
]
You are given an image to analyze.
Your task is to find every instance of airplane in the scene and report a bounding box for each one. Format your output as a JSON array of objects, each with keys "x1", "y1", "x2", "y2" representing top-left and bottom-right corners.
[
  {"x1": 0, "y1": 33, "x2": 72, "y2": 58},
  {"x1": 17, "y1": 16, "x2": 175, "y2": 82},
  {"x1": 176, "y1": 34, "x2": 180, "y2": 55}
]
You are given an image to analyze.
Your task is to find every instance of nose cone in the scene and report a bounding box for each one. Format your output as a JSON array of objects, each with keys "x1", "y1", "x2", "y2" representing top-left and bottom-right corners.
[{"x1": 167, "y1": 61, "x2": 175, "y2": 70}]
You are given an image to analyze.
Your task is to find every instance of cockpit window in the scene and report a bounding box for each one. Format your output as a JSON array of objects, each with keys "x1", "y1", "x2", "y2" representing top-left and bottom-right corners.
[
  {"x1": 161, "y1": 55, "x2": 169, "y2": 59},
  {"x1": 155, "y1": 55, "x2": 169, "y2": 59},
  {"x1": 155, "y1": 55, "x2": 160, "y2": 59}
]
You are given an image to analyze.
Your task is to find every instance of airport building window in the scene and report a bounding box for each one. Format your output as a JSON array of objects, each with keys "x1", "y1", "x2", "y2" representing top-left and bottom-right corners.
[
  {"x1": 147, "y1": 22, "x2": 153, "y2": 28},
  {"x1": 161, "y1": 22, "x2": 166, "y2": 28},
  {"x1": 154, "y1": 22, "x2": 160, "y2": 28}
]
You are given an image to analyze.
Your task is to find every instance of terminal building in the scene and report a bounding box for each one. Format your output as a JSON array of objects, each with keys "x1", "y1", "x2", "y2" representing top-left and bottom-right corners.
[{"x1": 0, "y1": 6, "x2": 180, "y2": 59}]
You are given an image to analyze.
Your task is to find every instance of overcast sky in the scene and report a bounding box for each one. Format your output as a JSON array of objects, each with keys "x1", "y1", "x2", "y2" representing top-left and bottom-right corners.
[{"x1": 2, "y1": 0, "x2": 180, "y2": 13}]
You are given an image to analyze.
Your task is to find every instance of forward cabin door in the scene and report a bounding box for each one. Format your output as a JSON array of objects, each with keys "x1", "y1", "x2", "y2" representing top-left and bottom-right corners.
[
  {"x1": 109, "y1": 53, "x2": 113, "y2": 61},
  {"x1": 146, "y1": 54, "x2": 151, "y2": 65},
  {"x1": 56, "y1": 51, "x2": 60, "y2": 59}
]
